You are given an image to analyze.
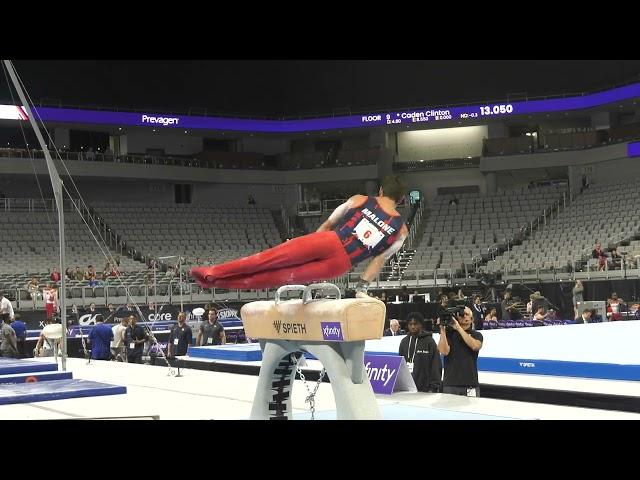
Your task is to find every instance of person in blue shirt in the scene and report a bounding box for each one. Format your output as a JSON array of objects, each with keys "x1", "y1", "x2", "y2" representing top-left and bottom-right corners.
[
  {"x1": 87, "y1": 314, "x2": 114, "y2": 360},
  {"x1": 10, "y1": 316, "x2": 27, "y2": 358}
]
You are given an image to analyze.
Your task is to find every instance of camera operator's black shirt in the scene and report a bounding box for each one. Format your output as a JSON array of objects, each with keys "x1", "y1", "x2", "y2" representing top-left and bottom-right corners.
[{"x1": 443, "y1": 329, "x2": 483, "y2": 387}]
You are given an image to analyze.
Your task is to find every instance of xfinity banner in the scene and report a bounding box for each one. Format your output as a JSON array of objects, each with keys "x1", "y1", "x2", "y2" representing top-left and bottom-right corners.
[{"x1": 364, "y1": 354, "x2": 416, "y2": 395}]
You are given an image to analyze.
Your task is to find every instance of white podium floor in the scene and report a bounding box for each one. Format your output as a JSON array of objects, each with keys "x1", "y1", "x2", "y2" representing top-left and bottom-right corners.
[{"x1": 0, "y1": 358, "x2": 638, "y2": 420}]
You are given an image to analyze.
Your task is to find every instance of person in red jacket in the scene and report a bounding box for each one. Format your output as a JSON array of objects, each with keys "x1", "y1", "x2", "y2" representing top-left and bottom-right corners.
[{"x1": 191, "y1": 175, "x2": 408, "y2": 292}]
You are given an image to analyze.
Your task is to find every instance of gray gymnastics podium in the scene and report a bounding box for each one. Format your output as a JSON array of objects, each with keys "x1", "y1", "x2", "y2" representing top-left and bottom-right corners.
[{"x1": 241, "y1": 283, "x2": 385, "y2": 420}]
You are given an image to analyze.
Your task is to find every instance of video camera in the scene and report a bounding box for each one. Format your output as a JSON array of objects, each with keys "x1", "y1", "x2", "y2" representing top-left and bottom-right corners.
[{"x1": 439, "y1": 305, "x2": 466, "y2": 329}]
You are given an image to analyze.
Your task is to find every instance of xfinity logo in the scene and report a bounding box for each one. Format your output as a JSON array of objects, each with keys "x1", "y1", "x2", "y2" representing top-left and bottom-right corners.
[
  {"x1": 365, "y1": 362, "x2": 396, "y2": 387},
  {"x1": 519, "y1": 362, "x2": 535, "y2": 368},
  {"x1": 141, "y1": 114, "x2": 179, "y2": 126},
  {"x1": 320, "y1": 322, "x2": 343, "y2": 341}
]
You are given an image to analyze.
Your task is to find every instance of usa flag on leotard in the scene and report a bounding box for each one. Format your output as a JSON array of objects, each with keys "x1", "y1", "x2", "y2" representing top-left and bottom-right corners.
[{"x1": 334, "y1": 197, "x2": 404, "y2": 266}]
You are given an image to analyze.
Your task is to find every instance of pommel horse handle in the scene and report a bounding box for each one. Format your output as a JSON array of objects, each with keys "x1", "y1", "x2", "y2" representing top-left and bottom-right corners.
[{"x1": 274, "y1": 283, "x2": 341, "y2": 305}]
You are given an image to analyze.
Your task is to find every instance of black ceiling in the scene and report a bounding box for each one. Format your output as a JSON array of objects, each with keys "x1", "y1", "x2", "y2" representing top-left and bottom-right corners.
[{"x1": 5, "y1": 60, "x2": 640, "y2": 118}]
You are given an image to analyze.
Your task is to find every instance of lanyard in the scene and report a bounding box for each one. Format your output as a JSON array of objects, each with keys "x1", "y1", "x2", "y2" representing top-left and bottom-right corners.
[{"x1": 408, "y1": 336, "x2": 418, "y2": 363}]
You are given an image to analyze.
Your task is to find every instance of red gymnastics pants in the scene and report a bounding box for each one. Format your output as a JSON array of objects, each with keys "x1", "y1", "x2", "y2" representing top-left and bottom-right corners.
[{"x1": 190, "y1": 231, "x2": 352, "y2": 290}]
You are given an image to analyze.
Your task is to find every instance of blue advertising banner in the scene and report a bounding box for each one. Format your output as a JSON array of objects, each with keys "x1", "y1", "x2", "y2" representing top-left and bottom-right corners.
[{"x1": 2, "y1": 82, "x2": 636, "y2": 133}]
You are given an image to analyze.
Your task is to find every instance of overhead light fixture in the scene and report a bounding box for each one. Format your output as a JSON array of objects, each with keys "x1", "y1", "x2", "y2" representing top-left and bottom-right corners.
[{"x1": 118, "y1": 127, "x2": 122, "y2": 131}]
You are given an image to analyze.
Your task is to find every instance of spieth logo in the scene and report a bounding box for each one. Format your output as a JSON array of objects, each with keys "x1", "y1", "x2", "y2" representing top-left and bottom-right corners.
[
  {"x1": 273, "y1": 320, "x2": 282, "y2": 333},
  {"x1": 321, "y1": 322, "x2": 343, "y2": 341},
  {"x1": 141, "y1": 114, "x2": 179, "y2": 126}
]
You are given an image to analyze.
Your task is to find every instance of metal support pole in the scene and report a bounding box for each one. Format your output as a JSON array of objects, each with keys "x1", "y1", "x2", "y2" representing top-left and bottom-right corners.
[{"x1": 4, "y1": 60, "x2": 67, "y2": 370}]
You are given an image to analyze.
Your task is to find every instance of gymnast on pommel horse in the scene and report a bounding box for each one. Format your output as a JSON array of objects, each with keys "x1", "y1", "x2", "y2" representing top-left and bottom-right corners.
[{"x1": 190, "y1": 175, "x2": 408, "y2": 294}]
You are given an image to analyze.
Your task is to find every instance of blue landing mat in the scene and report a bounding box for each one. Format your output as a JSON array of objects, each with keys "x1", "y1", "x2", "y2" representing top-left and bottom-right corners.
[
  {"x1": 0, "y1": 371, "x2": 73, "y2": 384},
  {"x1": 188, "y1": 344, "x2": 321, "y2": 362},
  {"x1": 188, "y1": 344, "x2": 263, "y2": 361},
  {"x1": 0, "y1": 379, "x2": 127, "y2": 405},
  {"x1": 0, "y1": 359, "x2": 58, "y2": 375}
]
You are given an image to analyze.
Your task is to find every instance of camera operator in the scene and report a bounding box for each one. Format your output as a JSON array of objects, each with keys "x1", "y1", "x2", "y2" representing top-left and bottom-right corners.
[{"x1": 437, "y1": 305, "x2": 483, "y2": 397}]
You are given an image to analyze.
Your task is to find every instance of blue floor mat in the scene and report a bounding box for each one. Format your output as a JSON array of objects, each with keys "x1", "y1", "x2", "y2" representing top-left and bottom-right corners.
[
  {"x1": 188, "y1": 344, "x2": 263, "y2": 361},
  {"x1": 0, "y1": 359, "x2": 58, "y2": 375},
  {"x1": 0, "y1": 371, "x2": 73, "y2": 384},
  {"x1": 0, "y1": 379, "x2": 127, "y2": 405}
]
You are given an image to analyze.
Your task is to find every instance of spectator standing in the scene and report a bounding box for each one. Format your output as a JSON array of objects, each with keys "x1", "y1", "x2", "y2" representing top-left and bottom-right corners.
[
  {"x1": 572, "y1": 280, "x2": 584, "y2": 319},
  {"x1": 42, "y1": 284, "x2": 58, "y2": 320},
  {"x1": 607, "y1": 293, "x2": 624, "y2": 321},
  {"x1": 111, "y1": 316, "x2": 129, "y2": 361},
  {"x1": 168, "y1": 312, "x2": 193, "y2": 357},
  {"x1": 87, "y1": 315, "x2": 113, "y2": 360},
  {"x1": 592, "y1": 241, "x2": 607, "y2": 271},
  {"x1": 26, "y1": 277, "x2": 40, "y2": 307},
  {"x1": 196, "y1": 309, "x2": 226, "y2": 346},
  {"x1": 398, "y1": 312, "x2": 441, "y2": 393},
  {"x1": 10, "y1": 315, "x2": 27, "y2": 358},
  {"x1": 125, "y1": 315, "x2": 148, "y2": 364},
  {"x1": 0, "y1": 314, "x2": 19, "y2": 358},
  {"x1": 471, "y1": 295, "x2": 485, "y2": 330},
  {"x1": 0, "y1": 292, "x2": 14, "y2": 320}
]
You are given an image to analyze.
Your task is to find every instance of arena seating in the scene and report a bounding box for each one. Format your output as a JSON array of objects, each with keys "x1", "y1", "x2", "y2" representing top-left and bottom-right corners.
[
  {"x1": 90, "y1": 202, "x2": 283, "y2": 269},
  {"x1": 0, "y1": 210, "x2": 141, "y2": 276},
  {"x1": 484, "y1": 179, "x2": 640, "y2": 277},
  {"x1": 408, "y1": 185, "x2": 565, "y2": 277}
]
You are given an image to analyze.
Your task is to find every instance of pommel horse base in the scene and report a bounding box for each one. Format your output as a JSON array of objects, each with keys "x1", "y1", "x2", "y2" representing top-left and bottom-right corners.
[{"x1": 241, "y1": 283, "x2": 385, "y2": 420}]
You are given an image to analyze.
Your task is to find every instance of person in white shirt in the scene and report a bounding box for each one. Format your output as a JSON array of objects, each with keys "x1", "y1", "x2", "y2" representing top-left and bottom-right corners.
[
  {"x1": 0, "y1": 292, "x2": 15, "y2": 320},
  {"x1": 110, "y1": 316, "x2": 129, "y2": 361}
]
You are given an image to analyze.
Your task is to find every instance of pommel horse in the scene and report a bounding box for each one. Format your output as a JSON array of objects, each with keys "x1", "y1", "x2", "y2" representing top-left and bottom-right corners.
[{"x1": 241, "y1": 283, "x2": 385, "y2": 420}]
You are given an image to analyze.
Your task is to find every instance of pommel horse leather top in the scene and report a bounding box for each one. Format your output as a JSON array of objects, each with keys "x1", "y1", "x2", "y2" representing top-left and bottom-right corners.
[{"x1": 241, "y1": 283, "x2": 386, "y2": 342}]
